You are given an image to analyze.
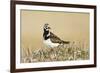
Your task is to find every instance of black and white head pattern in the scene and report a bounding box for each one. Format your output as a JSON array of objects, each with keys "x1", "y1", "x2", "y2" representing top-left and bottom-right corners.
[{"x1": 43, "y1": 23, "x2": 51, "y2": 40}]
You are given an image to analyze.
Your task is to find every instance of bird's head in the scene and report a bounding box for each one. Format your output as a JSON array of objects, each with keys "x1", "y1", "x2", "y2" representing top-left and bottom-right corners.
[{"x1": 43, "y1": 23, "x2": 51, "y2": 31}]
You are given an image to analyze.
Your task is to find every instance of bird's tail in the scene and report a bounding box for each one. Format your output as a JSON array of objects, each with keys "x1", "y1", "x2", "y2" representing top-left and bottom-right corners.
[{"x1": 62, "y1": 41, "x2": 70, "y2": 44}]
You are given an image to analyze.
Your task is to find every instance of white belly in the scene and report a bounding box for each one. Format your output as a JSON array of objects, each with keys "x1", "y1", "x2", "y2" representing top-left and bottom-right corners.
[{"x1": 43, "y1": 39, "x2": 59, "y2": 48}]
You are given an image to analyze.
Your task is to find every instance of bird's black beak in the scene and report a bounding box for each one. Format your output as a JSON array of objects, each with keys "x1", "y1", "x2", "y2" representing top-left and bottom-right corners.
[{"x1": 48, "y1": 27, "x2": 51, "y2": 29}]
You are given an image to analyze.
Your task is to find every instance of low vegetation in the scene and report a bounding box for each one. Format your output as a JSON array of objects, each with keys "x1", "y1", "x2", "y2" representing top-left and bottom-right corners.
[{"x1": 21, "y1": 42, "x2": 89, "y2": 63}]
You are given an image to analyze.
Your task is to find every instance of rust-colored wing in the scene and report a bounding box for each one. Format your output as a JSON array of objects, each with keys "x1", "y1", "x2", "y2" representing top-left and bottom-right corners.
[
  {"x1": 50, "y1": 32, "x2": 62, "y2": 43},
  {"x1": 50, "y1": 32, "x2": 70, "y2": 44}
]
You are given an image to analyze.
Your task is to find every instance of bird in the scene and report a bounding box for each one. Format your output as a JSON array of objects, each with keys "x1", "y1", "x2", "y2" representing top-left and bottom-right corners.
[{"x1": 43, "y1": 23, "x2": 70, "y2": 49}]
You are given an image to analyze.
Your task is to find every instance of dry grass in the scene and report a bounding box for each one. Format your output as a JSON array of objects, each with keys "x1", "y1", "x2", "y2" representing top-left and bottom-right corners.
[{"x1": 21, "y1": 42, "x2": 89, "y2": 63}]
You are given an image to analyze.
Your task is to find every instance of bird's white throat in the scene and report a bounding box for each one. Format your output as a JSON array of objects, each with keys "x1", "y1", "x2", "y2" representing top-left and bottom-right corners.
[{"x1": 43, "y1": 39, "x2": 59, "y2": 48}]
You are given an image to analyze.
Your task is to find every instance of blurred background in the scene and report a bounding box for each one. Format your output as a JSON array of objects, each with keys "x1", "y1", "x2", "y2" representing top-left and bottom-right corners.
[{"x1": 21, "y1": 10, "x2": 89, "y2": 50}]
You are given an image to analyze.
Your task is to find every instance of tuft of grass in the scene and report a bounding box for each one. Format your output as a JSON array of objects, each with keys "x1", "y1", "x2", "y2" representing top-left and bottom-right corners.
[{"x1": 21, "y1": 42, "x2": 89, "y2": 63}]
